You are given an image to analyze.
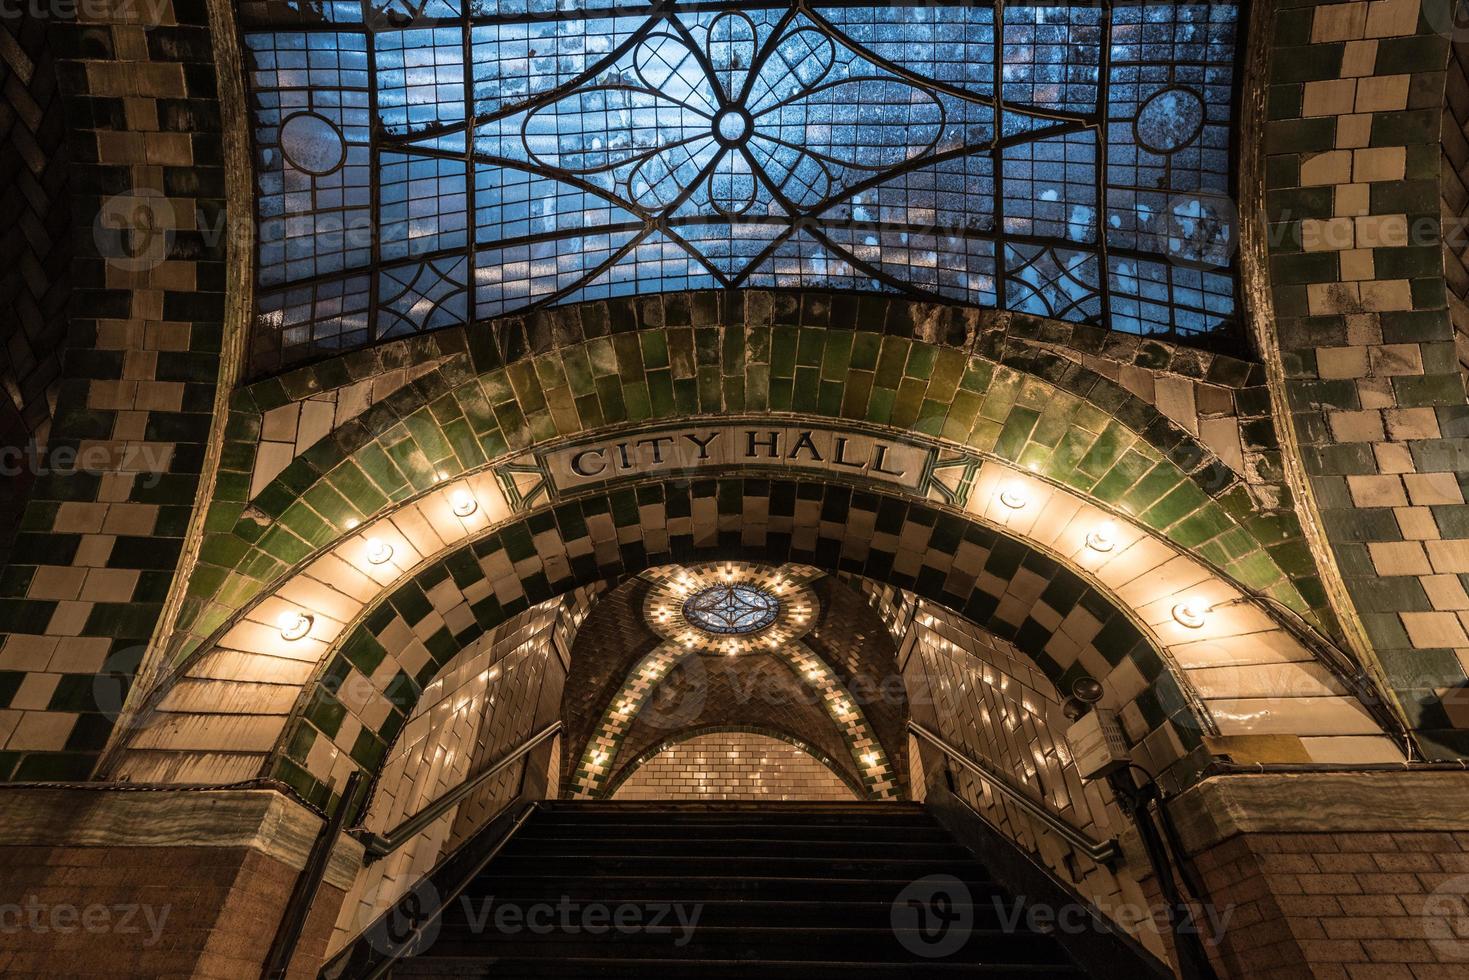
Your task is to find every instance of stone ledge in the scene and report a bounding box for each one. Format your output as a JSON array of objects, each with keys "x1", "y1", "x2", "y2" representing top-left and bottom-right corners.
[
  {"x1": 1167, "y1": 769, "x2": 1469, "y2": 854},
  {"x1": 0, "y1": 787, "x2": 363, "y2": 890}
]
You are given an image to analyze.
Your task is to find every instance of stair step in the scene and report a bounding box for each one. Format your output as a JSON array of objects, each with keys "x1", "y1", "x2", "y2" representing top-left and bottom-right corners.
[
  {"x1": 501, "y1": 836, "x2": 972, "y2": 860},
  {"x1": 390, "y1": 956, "x2": 1086, "y2": 979},
  {"x1": 353, "y1": 802, "x2": 1087, "y2": 978},
  {"x1": 419, "y1": 927, "x2": 1072, "y2": 963},
  {"x1": 481, "y1": 853, "x2": 990, "y2": 879},
  {"x1": 533, "y1": 810, "x2": 936, "y2": 828},
  {"x1": 436, "y1": 898, "x2": 1017, "y2": 930},
  {"x1": 465, "y1": 875, "x2": 1009, "y2": 903},
  {"x1": 539, "y1": 801, "x2": 927, "y2": 813},
  {"x1": 518, "y1": 822, "x2": 952, "y2": 844}
]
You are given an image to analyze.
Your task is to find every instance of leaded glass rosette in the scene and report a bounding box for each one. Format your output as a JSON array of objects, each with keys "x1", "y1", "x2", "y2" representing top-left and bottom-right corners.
[
  {"x1": 682, "y1": 584, "x2": 782, "y2": 635},
  {"x1": 242, "y1": 0, "x2": 1243, "y2": 371}
]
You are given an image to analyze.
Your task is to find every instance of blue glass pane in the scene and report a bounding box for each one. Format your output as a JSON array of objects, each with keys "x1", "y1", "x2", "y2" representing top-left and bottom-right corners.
[
  {"x1": 378, "y1": 256, "x2": 470, "y2": 337},
  {"x1": 475, "y1": 164, "x2": 639, "y2": 242},
  {"x1": 242, "y1": 1, "x2": 1244, "y2": 370},
  {"x1": 376, "y1": 28, "x2": 466, "y2": 135},
  {"x1": 247, "y1": 31, "x2": 372, "y2": 287},
  {"x1": 671, "y1": 221, "x2": 788, "y2": 281},
  {"x1": 474, "y1": 230, "x2": 638, "y2": 317},
  {"x1": 1003, "y1": 132, "x2": 1098, "y2": 245},
  {"x1": 1002, "y1": 7, "x2": 1103, "y2": 114},
  {"x1": 380, "y1": 152, "x2": 469, "y2": 261},
  {"x1": 744, "y1": 230, "x2": 884, "y2": 293},
  {"x1": 813, "y1": 6, "x2": 995, "y2": 99},
  {"x1": 470, "y1": 18, "x2": 650, "y2": 117}
]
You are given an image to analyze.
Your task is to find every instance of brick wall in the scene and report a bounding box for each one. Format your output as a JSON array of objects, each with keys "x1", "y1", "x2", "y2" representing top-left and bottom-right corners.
[
  {"x1": 1195, "y1": 828, "x2": 1469, "y2": 977},
  {"x1": 1169, "y1": 770, "x2": 1469, "y2": 979},
  {"x1": 0, "y1": 788, "x2": 357, "y2": 979},
  {"x1": 0, "y1": 844, "x2": 341, "y2": 979},
  {"x1": 611, "y1": 730, "x2": 857, "y2": 801}
]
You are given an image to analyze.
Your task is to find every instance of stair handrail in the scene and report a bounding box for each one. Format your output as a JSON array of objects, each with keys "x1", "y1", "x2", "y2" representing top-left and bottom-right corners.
[
  {"x1": 908, "y1": 721, "x2": 1120, "y2": 864},
  {"x1": 349, "y1": 721, "x2": 561, "y2": 863}
]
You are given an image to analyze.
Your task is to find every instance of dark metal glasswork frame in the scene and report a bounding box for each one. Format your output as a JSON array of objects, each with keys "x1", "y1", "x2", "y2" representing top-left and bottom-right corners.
[
  {"x1": 683, "y1": 584, "x2": 782, "y2": 634},
  {"x1": 240, "y1": 0, "x2": 1246, "y2": 374}
]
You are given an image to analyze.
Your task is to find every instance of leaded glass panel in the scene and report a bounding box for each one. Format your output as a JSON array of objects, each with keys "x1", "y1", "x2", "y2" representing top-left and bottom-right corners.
[{"x1": 241, "y1": 0, "x2": 1244, "y2": 373}]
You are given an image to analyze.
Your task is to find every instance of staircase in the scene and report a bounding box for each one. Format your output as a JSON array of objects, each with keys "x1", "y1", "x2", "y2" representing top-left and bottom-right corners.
[{"x1": 386, "y1": 800, "x2": 1087, "y2": 978}]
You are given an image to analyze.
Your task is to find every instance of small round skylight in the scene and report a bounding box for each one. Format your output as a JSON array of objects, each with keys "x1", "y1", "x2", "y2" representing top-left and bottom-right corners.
[{"x1": 683, "y1": 585, "x2": 781, "y2": 635}]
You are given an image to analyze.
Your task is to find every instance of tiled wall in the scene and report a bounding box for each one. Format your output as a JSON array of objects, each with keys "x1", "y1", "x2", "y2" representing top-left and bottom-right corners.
[
  {"x1": 5, "y1": 283, "x2": 1368, "y2": 784},
  {"x1": 1443, "y1": 32, "x2": 1469, "y2": 375},
  {"x1": 0, "y1": 0, "x2": 235, "y2": 782},
  {"x1": 0, "y1": 17, "x2": 72, "y2": 565},
  {"x1": 611, "y1": 730, "x2": 857, "y2": 801},
  {"x1": 1258, "y1": 0, "x2": 1469, "y2": 755},
  {"x1": 327, "y1": 595, "x2": 573, "y2": 954},
  {"x1": 865, "y1": 583, "x2": 1162, "y2": 959}
]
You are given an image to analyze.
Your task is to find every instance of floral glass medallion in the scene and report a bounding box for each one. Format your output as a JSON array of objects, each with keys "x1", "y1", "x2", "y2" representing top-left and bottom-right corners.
[
  {"x1": 240, "y1": 0, "x2": 1244, "y2": 373},
  {"x1": 683, "y1": 585, "x2": 782, "y2": 635}
]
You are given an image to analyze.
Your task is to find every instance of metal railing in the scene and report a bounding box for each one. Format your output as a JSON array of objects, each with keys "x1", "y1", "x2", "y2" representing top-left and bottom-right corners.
[
  {"x1": 349, "y1": 721, "x2": 561, "y2": 862},
  {"x1": 354, "y1": 802, "x2": 541, "y2": 980},
  {"x1": 908, "y1": 721, "x2": 1119, "y2": 864}
]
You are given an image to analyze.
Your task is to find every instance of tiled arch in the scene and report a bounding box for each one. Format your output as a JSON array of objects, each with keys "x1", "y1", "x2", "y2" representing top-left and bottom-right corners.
[
  {"x1": 104, "y1": 465, "x2": 1403, "y2": 809},
  {"x1": 1250, "y1": 0, "x2": 1469, "y2": 755},
  {"x1": 160, "y1": 295, "x2": 1329, "y2": 700},
  {"x1": 568, "y1": 563, "x2": 899, "y2": 801},
  {"x1": 601, "y1": 725, "x2": 868, "y2": 802}
]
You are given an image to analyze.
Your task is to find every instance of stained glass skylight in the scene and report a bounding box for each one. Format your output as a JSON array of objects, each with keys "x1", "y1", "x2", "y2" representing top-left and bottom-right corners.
[
  {"x1": 241, "y1": 0, "x2": 1243, "y2": 373},
  {"x1": 683, "y1": 585, "x2": 781, "y2": 635}
]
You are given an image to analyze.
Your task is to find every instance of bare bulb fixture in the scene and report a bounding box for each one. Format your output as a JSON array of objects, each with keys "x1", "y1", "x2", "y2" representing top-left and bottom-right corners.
[
  {"x1": 998, "y1": 482, "x2": 1029, "y2": 509},
  {"x1": 277, "y1": 611, "x2": 313, "y2": 641},
  {"x1": 1171, "y1": 597, "x2": 1209, "y2": 629},
  {"x1": 1085, "y1": 521, "x2": 1117, "y2": 553},
  {"x1": 450, "y1": 488, "x2": 477, "y2": 517},
  {"x1": 365, "y1": 537, "x2": 393, "y2": 565}
]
